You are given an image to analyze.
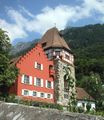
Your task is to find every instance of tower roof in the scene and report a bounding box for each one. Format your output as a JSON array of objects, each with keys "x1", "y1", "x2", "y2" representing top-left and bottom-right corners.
[{"x1": 39, "y1": 27, "x2": 71, "y2": 51}]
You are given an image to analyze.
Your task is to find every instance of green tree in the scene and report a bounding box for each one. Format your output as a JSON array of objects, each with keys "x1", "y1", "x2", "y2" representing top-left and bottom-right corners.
[
  {"x1": 79, "y1": 72, "x2": 104, "y2": 110},
  {"x1": 0, "y1": 28, "x2": 18, "y2": 96}
]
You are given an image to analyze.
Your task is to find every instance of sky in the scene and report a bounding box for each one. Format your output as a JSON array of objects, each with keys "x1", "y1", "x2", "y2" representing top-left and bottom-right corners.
[{"x1": 0, "y1": 0, "x2": 104, "y2": 44}]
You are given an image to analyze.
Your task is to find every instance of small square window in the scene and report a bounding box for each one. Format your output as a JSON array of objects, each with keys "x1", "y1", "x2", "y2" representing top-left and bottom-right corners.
[
  {"x1": 24, "y1": 90, "x2": 29, "y2": 96},
  {"x1": 37, "y1": 63, "x2": 41, "y2": 70},
  {"x1": 55, "y1": 51, "x2": 60, "y2": 56},
  {"x1": 47, "y1": 94, "x2": 51, "y2": 98},
  {"x1": 33, "y1": 91, "x2": 37, "y2": 96},
  {"x1": 40, "y1": 93, "x2": 44, "y2": 98}
]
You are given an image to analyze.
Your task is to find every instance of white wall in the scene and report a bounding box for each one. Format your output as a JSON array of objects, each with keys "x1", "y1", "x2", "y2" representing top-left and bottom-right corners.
[{"x1": 77, "y1": 100, "x2": 95, "y2": 111}]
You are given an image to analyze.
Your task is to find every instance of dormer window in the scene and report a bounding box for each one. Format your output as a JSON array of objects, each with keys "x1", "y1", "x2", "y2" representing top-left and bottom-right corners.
[{"x1": 42, "y1": 42, "x2": 47, "y2": 47}]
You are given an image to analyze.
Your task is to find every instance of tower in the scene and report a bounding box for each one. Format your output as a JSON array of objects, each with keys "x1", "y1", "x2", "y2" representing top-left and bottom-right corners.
[{"x1": 39, "y1": 27, "x2": 76, "y2": 106}]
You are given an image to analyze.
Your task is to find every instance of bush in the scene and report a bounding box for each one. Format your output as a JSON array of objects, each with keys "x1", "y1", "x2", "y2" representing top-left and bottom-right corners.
[
  {"x1": 77, "y1": 106, "x2": 84, "y2": 113},
  {"x1": 86, "y1": 102, "x2": 91, "y2": 112}
]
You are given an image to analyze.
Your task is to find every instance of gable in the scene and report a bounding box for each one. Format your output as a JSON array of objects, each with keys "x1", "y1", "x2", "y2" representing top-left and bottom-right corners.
[{"x1": 16, "y1": 44, "x2": 53, "y2": 70}]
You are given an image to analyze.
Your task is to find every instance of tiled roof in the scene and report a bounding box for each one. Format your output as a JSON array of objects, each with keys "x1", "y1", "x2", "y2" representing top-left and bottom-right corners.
[
  {"x1": 39, "y1": 27, "x2": 71, "y2": 50},
  {"x1": 76, "y1": 87, "x2": 94, "y2": 100}
]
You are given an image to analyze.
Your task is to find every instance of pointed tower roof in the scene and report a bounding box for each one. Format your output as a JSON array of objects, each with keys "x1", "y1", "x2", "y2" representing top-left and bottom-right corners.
[{"x1": 39, "y1": 27, "x2": 71, "y2": 51}]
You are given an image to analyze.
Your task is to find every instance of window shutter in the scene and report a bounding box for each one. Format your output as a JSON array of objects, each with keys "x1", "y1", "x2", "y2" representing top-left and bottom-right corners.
[
  {"x1": 21, "y1": 74, "x2": 24, "y2": 83},
  {"x1": 51, "y1": 81, "x2": 54, "y2": 89},
  {"x1": 34, "y1": 77, "x2": 36, "y2": 85},
  {"x1": 29, "y1": 91, "x2": 32, "y2": 96},
  {"x1": 41, "y1": 64, "x2": 43, "y2": 70},
  {"x1": 45, "y1": 93, "x2": 47, "y2": 98},
  {"x1": 41, "y1": 79, "x2": 44, "y2": 87},
  {"x1": 37, "y1": 92, "x2": 40, "y2": 97},
  {"x1": 34, "y1": 62, "x2": 37, "y2": 68},
  {"x1": 22, "y1": 89, "x2": 24, "y2": 95},
  {"x1": 46, "y1": 80, "x2": 48, "y2": 88},
  {"x1": 29, "y1": 76, "x2": 32, "y2": 85},
  {"x1": 51, "y1": 94, "x2": 53, "y2": 99}
]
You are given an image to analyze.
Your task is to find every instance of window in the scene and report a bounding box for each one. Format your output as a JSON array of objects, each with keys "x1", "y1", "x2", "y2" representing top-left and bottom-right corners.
[
  {"x1": 55, "y1": 51, "x2": 60, "y2": 56},
  {"x1": 42, "y1": 42, "x2": 47, "y2": 47},
  {"x1": 65, "y1": 54, "x2": 70, "y2": 60},
  {"x1": 36, "y1": 78, "x2": 41, "y2": 86},
  {"x1": 35, "y1": 62, "x2": 43, "y2": 70},
  {"x1": 64, "y1": 94, "x2": 68, "y2": 99},
  {"x1": 47, "y1": 94, "x2": 51, "y2": 98},
  {"x1": 23, "y1": 90, "x2": 29, "y2": 96},
  {"x1": 40, "y1": 93, "x2": 44, "y2": 98},
  {"x1": 24, "y1": 75, "x2": 29, "y2": 84},
  {"x1": 33, "y1": 91, "x2": 37, "y2": 96},
  {"x1": 47, "y1": 81, "x2": 51, "y2": 88},
  {"x1": 37, "y1": 63, "x2": 41, "y2": 70}
]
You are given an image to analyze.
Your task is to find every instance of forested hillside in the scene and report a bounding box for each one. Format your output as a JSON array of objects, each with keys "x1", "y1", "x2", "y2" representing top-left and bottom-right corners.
[
  {"x1": 62, "y1": 24, "x2": 104, "y2": 110},
  {"x1": 11, "y1": 24, "x2": 104, "y2": 109}
]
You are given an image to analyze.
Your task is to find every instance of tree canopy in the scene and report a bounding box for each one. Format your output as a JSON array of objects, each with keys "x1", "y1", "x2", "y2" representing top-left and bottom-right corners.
[{"x1": 0, "y1": 28, "x2": 18, "y2": 96}]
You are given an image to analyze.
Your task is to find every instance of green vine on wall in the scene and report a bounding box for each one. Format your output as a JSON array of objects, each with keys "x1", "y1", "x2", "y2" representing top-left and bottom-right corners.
[{"x1": 63, "y1": 65, "x2": 76, "y2": 107}]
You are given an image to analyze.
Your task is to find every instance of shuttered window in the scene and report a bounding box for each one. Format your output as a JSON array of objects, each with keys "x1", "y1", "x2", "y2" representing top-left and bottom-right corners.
[
  {"x1": 21, "y1": 74, "x2": 32, "y2": 85},
  {"x1": 34, "y1": 62, "x2": 43, "y2": 70}
]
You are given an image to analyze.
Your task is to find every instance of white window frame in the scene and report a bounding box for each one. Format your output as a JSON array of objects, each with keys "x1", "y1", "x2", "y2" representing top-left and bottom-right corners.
[
  {"x1": 34, "y1": 62, "x2": 43, "y2": 70},
  {"x1": 34, "y1": 77, "x2": 44, "y2": 87},
  {"x1": 21, "y1": 74, "x2": 32, "y2": 85},
  {"x1": 32, "y1": 91, "x2": 37, "y2": 97},
  {"x1": 46, "y1": 80, "x2": 54, "y2": 89},
  {"x1": 22, "y1": 89, "x2": 29, "y2": 96},
  {"x1": 40, "y1": 92, "x2": 45, "y2": 98}
]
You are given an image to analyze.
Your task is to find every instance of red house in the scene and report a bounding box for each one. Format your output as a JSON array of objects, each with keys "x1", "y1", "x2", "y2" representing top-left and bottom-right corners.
[
  {"x1": 10, "y1": 27, "x2": 76, "y2": 106},
  {"x1": 10, "y1": 43, "x2": 55, "y2": 103}
]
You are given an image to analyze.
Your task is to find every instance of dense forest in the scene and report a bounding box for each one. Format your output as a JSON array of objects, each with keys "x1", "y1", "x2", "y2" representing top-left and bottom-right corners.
[{"x1": 11, "y1": 24, "x2": 104, "y2": 110}]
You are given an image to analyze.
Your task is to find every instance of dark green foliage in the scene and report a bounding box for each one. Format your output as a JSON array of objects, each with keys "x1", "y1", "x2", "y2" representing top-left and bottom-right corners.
[
  {"x1": 62, "y1": 24, "x2": 104, "y2": 111},
  {"x1": 86, "y1": 102, "x2": 91, "y2": 112},
  {"x1": 0, "y1": 28, "x2": 18, "y2": 96}
]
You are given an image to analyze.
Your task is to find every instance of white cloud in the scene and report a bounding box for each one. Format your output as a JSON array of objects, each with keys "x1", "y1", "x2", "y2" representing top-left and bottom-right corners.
[{"x1": 0, "y1": 0, "x2": 104, "y2": 42}]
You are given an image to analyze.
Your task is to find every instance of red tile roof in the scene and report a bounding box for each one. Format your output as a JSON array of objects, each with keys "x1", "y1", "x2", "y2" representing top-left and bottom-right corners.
[
  {"x1": 39, "y1": 27, "x2": 71, "y2": 50},
  {"x1": 76, "y1": 87, "x2": 94, "y2": 100}
]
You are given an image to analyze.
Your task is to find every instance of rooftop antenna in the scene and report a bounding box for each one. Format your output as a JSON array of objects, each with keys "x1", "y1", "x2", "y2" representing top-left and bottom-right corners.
[{"x1": 54, "y1": 23, "x2": 56, "y2": 28}]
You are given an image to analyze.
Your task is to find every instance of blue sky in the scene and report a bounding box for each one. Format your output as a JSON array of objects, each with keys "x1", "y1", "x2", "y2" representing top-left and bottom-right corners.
[{"x1": 0, "y1": 0, "x2": 104, "y2": 44}]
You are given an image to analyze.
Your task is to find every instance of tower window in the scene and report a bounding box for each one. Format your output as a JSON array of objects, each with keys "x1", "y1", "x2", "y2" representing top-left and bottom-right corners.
[
  {"x1": 65, "y1": 54, "x2": 70, "y2": 60},
  {"x1": 64, "y1": 94, "x2": 68, "y2": 99},
  {"x1": 55, "y1": 51, "x2": 60, "y2": 56},
  {"x1": 42, "y1": 42, "x2": 47, "y2": 47}
]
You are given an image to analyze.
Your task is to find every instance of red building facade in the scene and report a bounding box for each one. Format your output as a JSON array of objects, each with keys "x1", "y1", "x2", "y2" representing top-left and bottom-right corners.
[{"x1": 11, "y1": 44, "x2": 55, "y2": 103}]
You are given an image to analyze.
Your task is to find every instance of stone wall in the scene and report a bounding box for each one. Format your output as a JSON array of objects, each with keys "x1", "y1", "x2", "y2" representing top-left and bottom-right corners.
[
  {"x1": 54, "y1": 59, "x2": 76, "y2": 106},
  {"x1": 0, "y1": 102, "x2": 103, "y2": 120}
]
